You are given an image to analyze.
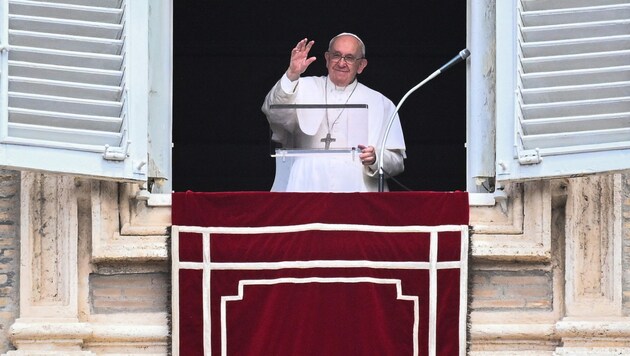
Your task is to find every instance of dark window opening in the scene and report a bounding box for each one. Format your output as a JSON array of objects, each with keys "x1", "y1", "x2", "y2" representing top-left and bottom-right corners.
[{"x1": 173, "y1": 1, "x2": 467, "y2": 192}]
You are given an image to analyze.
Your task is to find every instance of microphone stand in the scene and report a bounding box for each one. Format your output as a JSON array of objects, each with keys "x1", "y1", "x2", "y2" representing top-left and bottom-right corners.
[{"x1": 377, "y1": 49, "x2": 470, "y2": 192}]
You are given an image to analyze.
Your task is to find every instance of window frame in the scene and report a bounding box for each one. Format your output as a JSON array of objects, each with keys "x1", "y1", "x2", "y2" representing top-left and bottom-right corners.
[
  {"x1": 0, "y1": 0, "x2": 160, "y2": 183},
  {"x1": 493, "y1": 0, "x2": 630, "y2": 183}
]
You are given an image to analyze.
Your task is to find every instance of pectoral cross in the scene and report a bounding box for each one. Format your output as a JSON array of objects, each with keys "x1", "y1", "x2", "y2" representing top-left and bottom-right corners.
[{"x1": 320, "y1": 133, "x2": 336, "y2": 150}]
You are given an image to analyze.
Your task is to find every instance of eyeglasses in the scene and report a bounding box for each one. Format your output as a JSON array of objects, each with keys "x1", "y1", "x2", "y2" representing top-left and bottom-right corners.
[{"x1": 328, "y1": 52, "x2": 364, "y2": 65}]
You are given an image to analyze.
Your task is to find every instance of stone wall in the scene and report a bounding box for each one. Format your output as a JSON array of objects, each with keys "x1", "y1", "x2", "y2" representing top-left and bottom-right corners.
[
  {"x1": 1, "y1": 168, "x2": 629, "y2": 354},
  {"x1": 623, "y1": 174, "x2": 630, "y2": 315},
  {"x1": 471, "y1": 268, "x2": 554, "y2": 312},
  {"x1": 469, "y1": 173, "x2": 630, "y2": 354},
  {"x1": 0, "y1": 171, "x2": 18, "y2": 354},
  {"x1": 5, "y1": 173, "x2": 169, "y2": 355},
  {"x1": 90, "y1": 273, "x2": 168, "y2": 315}
]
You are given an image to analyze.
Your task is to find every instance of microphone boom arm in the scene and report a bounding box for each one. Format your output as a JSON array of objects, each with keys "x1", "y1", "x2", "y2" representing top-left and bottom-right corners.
[
  {"x1": 377, "y1": 49, "x2": 470, "y2": 192},
  {"x1": 377, "y1": 70, "x2": 439, "y2": 192}
]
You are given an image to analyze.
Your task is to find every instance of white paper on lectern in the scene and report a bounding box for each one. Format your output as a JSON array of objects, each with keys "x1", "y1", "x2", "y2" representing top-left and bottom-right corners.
[{"x1": 346, "y1": 111, "x2": 368, "y2": 148}]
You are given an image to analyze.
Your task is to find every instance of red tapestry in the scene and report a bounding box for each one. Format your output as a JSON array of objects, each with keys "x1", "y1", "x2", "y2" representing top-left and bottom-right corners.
[{"x1": 172, "y1": 192, "x2": 469, "y2": 356}]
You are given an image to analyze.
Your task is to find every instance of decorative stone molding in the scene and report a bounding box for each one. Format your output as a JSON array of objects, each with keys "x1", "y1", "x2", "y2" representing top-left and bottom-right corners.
[
  {"x1": 471, "y1": 352, "x2": 553, "y2": 356},
  {"x1": 470, "y1": 183, "x2": 523, "y2": 235},
  {"x1": 471, "y1": 181, "x2": 552, "y2": 261},
  {"x1": 7, "y1": 316, "x2": 169, "y2": 355},
  {"x1": 470, "y1": 282, "x2": 565, "y2": 350},
  {"x1": 564, "y1": 174, "x2": 623, "y2": 317},
  {"x1": 7, "y1": 319, "x2": 94, "y2": 355},
  {"x1": 8, "y1": 174, "x2": 170, "y2": 355},
  {"x1": 469, "y1": 322, "x2": 557, "y2": 354},
  {"x1": 552, "y1": 174, "x2": 630, "y2": 354},
  {"x1": 91, "y1": 181, "x2": 169, "y2": 262},
  {"x1": 83, "y1": 314, "x2": 168, "y2": 354},
  {"x1": 554, "y1": 348, "x2": 630, "y2": 356},
  {"x1": 9, "y1": 173, "x2": 93, "y2": 355},
  {"x1": 470, "y1": 174, "x2": 630, "y2": 354},
  {"x1": 19, "y1": 173, "x2": 78, "y2": 317},
  {"x1": 555, "y1": 317, "x2": 630, "y2": 343},
  {"x1": 554, "y1": 318, "x2": 630, "y2": 354}
]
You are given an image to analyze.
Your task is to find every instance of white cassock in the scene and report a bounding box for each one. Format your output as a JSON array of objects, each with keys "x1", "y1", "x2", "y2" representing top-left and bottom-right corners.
[{"x1": 262, "y1": 74, "x2": 406, "y2": 192}]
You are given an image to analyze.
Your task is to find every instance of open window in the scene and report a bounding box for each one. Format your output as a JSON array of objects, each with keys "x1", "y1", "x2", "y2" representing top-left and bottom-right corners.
[
  {"x1": 494, "y1": 0, "x2": 630, "y2": 183},
  {"x1": 0, "y1": 0, "x2": 170, "y2": 183}
]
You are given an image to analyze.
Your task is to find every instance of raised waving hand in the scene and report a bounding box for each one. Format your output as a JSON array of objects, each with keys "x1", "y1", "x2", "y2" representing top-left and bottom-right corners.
[{"x1": 286, "y1": 38, "x2": 316, "y2": 81}]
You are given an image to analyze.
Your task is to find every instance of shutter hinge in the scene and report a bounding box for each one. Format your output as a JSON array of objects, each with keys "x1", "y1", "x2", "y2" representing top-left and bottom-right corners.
[
  {"x1": 103, "y1": 141, "x2": 131, "y2": 161},
  {"x1": 518, "y1": 148, "x2": 542, "y2": 165}
]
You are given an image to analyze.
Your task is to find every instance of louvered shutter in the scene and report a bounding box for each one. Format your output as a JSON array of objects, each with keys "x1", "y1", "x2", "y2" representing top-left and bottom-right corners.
[
  {"x1": 0, "y1": 0, "x2": 149, "y2": 181},
  {"x1": 495, "y1": 0, "x2": 630, "y2": 182}
]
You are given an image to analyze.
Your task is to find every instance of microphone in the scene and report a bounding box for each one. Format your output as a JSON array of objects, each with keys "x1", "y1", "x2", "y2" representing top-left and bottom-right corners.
[
  {"x1": 377, "y1": 48, "x2": 470, "y2": 192},
  {"x1": 438, "y1": 48, "x2": 471, "y2": 73}
]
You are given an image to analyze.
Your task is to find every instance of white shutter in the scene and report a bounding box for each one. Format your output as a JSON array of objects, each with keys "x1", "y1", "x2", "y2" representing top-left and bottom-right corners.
[
  {"x1": 0, "y1": 0, "x2": 149, "y2": 181},
  {"x1": 495, "y1": 0, "x2": 630, "y2": 182}
]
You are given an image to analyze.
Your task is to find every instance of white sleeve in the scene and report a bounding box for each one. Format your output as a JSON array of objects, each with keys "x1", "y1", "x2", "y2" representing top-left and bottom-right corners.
[
  {"x1": 280, "y1": 73, "x2": 299, "y2": 94},
  {"x1": 261, "y1": 74, "x2": 300, "y2": 146},
  {"x1": 365, "y1": 149, "x2": 405, "y2": 177}
]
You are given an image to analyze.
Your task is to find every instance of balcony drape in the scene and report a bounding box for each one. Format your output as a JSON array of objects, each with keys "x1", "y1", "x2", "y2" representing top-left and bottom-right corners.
[{"x1": 172, "y1": 191, "x2": 469, "y2": 356}]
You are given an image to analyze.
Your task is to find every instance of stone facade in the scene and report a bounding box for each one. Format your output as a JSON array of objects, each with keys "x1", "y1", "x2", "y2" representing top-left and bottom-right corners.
[
  {"x1": 1, "y1": 172, "x2": 169, "y2": 355},
  {"x1": 0, "y1": 170, "x2": 19, "y2": 353},
  {"x1": 469, "y1": 174, "x2": 630, "y2": 355},
  {"x1": 1, "y1": 0, "x2": 629, "y2": 353},
  {"x1": 0, "y1": 168, "x2": 628, "y2": 354},
  {"x1": 623, "y1": 175, "x2": 630, "y2": 316}
]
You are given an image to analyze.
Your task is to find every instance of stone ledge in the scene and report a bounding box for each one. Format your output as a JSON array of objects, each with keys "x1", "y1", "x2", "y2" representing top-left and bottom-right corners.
[
  {"x1": 469, "y1": 319, "x2": 630, "y2": 354},
  {"x1": 470, "y1": 352, "x2": 554, "y2": 356},
  {"x1": 5, "y1": 351, "x2": 96, "y2": 356},
  {"x1": 470, "y1": 322, "x2": 556, "y2": 341},
  {"x1": 7, "y1": 315, "x2": 168, "y2": 355},
  {"x1": 9, "y1": 319, "x2": 92, "y2": 340},
  {"x1": 88, "y1": 323, "x2": 168, "y2": 343},
  {"x1": 554, "y1": 347, "x2": 630, "y2": 355},
  {"x1": 556, "y1": 318, "x2": 630, "y2": 340},
  {"x1": 90, "y1": 235, "x2": 168, "y2": 263}
]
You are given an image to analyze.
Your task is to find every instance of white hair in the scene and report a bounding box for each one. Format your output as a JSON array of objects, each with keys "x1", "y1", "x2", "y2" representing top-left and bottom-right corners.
[{"x1": 329, "y1": 32, "x2": 366, "y2": 57}]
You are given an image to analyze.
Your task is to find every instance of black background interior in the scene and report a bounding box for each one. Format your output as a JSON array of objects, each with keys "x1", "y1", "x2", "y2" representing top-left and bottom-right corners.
[{"x1": 173, "y1": 1, "x2": 467, "y2": 192}]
